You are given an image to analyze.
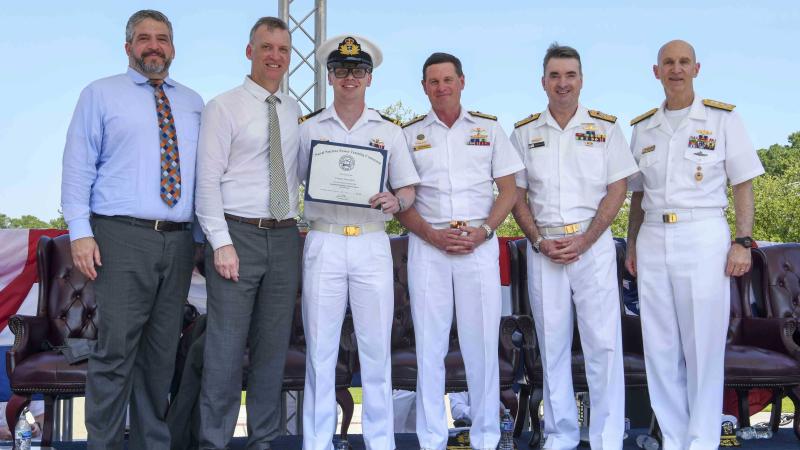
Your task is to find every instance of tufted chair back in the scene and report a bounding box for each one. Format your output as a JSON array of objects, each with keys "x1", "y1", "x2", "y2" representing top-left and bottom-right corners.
[
  {"x1": 390, "y1": 235, "x2": 414, "y2": 350},
  {"x1": 38, "y1": 234, "x2": 98, "y2": 346},
  {"x1": 751, "y1": 244, "x2": 800, "y2": 319}
]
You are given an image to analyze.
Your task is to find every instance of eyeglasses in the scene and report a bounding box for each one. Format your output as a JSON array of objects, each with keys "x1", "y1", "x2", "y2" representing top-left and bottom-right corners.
[{"x1": 331, "y1": 66, "x2": 372, "y2": 79}]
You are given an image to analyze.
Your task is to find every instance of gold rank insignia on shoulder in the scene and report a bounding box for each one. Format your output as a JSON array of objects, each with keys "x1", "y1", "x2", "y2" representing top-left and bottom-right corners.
[
  {"x1": 402, "y1": 114, "x2": 426, "y2": 128},
  {"x1": 468, "y1": 111, "x2": 497, "y2": 121},
  {"x1": 515, "y1": 112, "x2": 541, "y2": 128},
  {"x1": 298, "y1": 108, "x2": 324, "y2": 124},
  {"x1": 630, "y1": 108, "x2": 658, "y2": 126},
  {"x1": 703, "y1": 99, "x2": 736, "y2": 111},
  {"x1": 588, "y1": 109, "x2": 617, "y2": 123},
  {"x1": 377, "y1": 111, "x2": 402, "y2": 126},
  {"x1": 641, "y1": 145, "x2": 655, "y2": 154}
]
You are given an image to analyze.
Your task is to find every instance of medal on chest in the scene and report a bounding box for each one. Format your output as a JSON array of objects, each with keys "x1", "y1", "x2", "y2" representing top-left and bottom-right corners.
[
  {"x1": 575, "y1": 123, "x2": 606, "y2": 146},
  {"x1": 688, "y1": 129, "x2": 716, "y2": 156},
  {"x1": 695, "y1": 165, "x2": 704, "y2": 182},
  {"x1": 467, "y1": 127, "x2": 490, "y2": 146},
  {"x1": 369, "y1": 137, "x2": 385, "y2": 149},
  {"x1": 413, "y1": 134, "x2": 431, "y2": 151}
]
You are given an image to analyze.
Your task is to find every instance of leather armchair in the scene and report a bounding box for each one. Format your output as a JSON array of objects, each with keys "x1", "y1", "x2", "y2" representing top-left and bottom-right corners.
[
  {"x1": 387, "y1": 235, "x2": 528, "y2": 419},
  {"x1": 5, "y1": 234, "x2": 96, "y2": 446}
]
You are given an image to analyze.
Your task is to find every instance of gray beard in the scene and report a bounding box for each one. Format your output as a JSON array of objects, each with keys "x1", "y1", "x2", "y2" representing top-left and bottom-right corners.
[{"x1": 132, "y1": 55, "x2": 172, "y2": 76}]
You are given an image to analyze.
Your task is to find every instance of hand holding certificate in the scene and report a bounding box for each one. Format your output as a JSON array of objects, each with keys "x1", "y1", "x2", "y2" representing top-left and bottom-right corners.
[{"x1": 304, "y1": 140, "x2": 387, "y2": 208}]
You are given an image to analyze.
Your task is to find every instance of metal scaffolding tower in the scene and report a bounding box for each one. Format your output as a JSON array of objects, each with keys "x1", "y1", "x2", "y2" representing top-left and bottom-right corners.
[{"x1": 279, "y1": 0, "x2": 327, "y2": 113}]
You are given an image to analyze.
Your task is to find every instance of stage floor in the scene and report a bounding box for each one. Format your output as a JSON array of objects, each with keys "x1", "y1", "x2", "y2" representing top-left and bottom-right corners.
[{"x1": 19, "y1": 429, "x2": 799, "y2": 449}]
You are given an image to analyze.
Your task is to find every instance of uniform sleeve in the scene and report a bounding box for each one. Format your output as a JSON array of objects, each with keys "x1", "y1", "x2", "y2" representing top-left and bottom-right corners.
[
  {"x1": 387, "y1": 126, "x2": 420, "y2": 189},
  {"x1": 195, "y1": 99, "x2": 234, "y2": 250},
  {"x1": 627, "y1": 125, "x2": 644, "y2": 192},
  {"x1": 723, "y1": 111, "x2": 765, "y2": 185},
  {"x1": 605, "y1": 122, "x2": 639, "y2": 184},
  {"x1": 61, "y1": 85, "x2": 103, "y2": 241},
  {"x1": 509, "y1": 128, "x2": 529, "y2": 189},
  {"x1": 491, "y1": 123, "x2": 525, "y2": 179}
]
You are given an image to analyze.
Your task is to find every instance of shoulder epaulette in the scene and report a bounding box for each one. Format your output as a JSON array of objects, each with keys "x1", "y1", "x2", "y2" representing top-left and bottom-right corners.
[
  {"x1": 298, "y1": 108, "x2": 324, "y2": 124},
  {"x1": 703, "y1": 99, "x2": 735, "y2": 112},
  {"x1": 630, "y1": 108, "x2": 658, "y2": 126},
  {"x1": 378, "y1": 112, "x2": 402, "y2": 126},
  {"x1": 514, "y1": 113, "x2": 541, "y2": 129},
  {"x1": 402, "y1": 114, "x2": 427, "y2": 128},
  {"x1": 588, "y1": 110, "x2": 617, "y2": 123},
  {"x1": 468, "y1": 110, "x2": 497, "y2": 121}
]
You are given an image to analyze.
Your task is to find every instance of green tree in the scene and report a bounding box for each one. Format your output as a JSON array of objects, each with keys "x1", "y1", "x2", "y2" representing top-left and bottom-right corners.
[
  {"x1": 0, "y1": 213, "x2": 10, "y2": 228},
  {"x1": 9, "y1": 215, "x2": 50, "y2": 229},
  {"x1": 49, "y1": 211, "x2": 68, "y2": 230},
  {"x1": 381, "y1": 101, "x2": 418, "y2": 236}
]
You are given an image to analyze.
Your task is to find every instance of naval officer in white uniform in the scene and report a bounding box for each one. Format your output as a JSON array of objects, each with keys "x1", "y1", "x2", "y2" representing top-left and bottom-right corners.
[
  {"x1": 298, "y1": 34, "x2": 420, "y2": 450},
  {"x1": 511, "y1": 43, "x2": 638, "y2": 450},
  {"x1": 397, "y1": 52, "x2": 524, "y2": 450},
  {"x1": 625, "y1": 39, "x2": 764, "y2": 450}
]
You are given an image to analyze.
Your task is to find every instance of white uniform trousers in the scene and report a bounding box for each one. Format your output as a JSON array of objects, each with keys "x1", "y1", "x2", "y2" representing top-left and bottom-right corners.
[
  {"x1": 527, "y1": 230, "x2": 625, "y2": 450},
  {"x1": 302, "y1": 230, "x2": 396, "y2": 450},
  {"x1": 637, "y1": 216, "x2": 730, "y2": 450},
  {"x1": 408, "y1": 233, "x2": 501, "y2": 450}
]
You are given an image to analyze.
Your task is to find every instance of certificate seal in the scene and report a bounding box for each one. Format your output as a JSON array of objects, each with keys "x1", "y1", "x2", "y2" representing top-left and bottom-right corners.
[{"x1": 339, "y1": 154, "x2": 355, "y2": 171}]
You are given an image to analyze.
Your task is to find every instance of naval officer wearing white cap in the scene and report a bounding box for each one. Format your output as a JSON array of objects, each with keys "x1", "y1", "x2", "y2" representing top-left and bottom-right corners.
[
  {"x1": 397, "y1": 52, "x2": 524, "y2": 450},
  {"x1": 511, "y1": 43, "x2": 638, "y2": 450},
  {"x1": 625, "y1": 40, "x2": 764, "y2": 450},
  {"x1": 298, "y1": 34, "x2": 420, "y2": 450}
]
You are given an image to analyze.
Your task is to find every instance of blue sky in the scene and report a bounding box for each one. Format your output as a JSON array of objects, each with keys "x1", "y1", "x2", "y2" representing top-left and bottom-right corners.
[{"x1": 2, "y1": 0, "x2": 799, "y2": 220}]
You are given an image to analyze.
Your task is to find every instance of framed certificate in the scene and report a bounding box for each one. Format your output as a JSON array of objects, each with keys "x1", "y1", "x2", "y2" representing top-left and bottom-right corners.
[{"x1": 304, "y1": 140, "x2": 387, "y2": 208}]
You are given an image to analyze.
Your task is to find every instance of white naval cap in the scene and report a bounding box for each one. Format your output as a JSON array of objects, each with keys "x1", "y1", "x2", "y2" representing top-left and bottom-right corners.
[{"x1": 316, "y1": 34, "x2": 383, "y2": 69}]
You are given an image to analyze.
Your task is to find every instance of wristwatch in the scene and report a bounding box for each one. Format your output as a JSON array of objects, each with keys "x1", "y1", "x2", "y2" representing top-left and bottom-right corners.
[
  {"x1": 532, "y1": 236, "x2": 544, "y2": 253},
  {"x1": 733, "y1": 236, "x2": 756, "y2": 249},
  {"x1": 480, "y1": 223, "x2": 495, "y2": 240}
]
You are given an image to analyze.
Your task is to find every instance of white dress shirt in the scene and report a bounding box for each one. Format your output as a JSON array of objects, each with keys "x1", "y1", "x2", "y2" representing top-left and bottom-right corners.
[
  {"x1": 196, "y1": 76, "x2": 302, "y2": 249},
  {"x1": 402, "y1": 108, "x2": 524, "y2": 224},
  {"x1": 512, "y1": 105, "x2": 638, "y2": 227},
  {"x1": 629, "y1": 96, "x2": 765, "y2": 211},
  {"x1": 298, "y1": 106, "x2": 420, "y2": 225}
]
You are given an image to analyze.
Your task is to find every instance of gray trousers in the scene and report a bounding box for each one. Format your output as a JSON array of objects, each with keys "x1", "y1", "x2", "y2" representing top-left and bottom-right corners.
[
  {"x1": 85, "y1": 216, "x2": 194, "y2": 450},
  {"x1": 198, "y1": 221, "x2": 300, "y2": 450}
]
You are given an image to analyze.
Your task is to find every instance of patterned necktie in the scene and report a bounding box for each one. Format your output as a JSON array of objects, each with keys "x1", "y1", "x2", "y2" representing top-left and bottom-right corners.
[
  {"x1": 266, "y1": 95, "x2": 290, "y2": 219},
  {"x1": 150, "y1": 79, "x2": 181, "y2": 207}
]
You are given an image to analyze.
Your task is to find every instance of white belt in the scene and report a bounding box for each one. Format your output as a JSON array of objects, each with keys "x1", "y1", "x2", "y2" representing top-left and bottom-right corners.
[
  {"x1": 309, "y1": 221, "x2": 385, "y2": 236},
  {"x1": 538, "y1": 218, "x2": 592, "y2": 237},
  {"x1": 645, "y1": 208, "x2": 724, "y2": 224},
  {"x1": 430, "y1": 219, "x2": 485, "y2": 230}
]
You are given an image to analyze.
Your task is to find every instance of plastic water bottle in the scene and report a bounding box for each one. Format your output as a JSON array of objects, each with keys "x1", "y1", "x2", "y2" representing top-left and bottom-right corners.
[
  {"x1": 736, "y1": 426, "x2": 756, "y2": 440},
  {"x1": 635, "y1": 434, "x2": 659, "y2": 450},
  {"x1": 755, "y1": 428, "x2": 773, "y2": 439},
  {"x1": 498, "y1": 408, "x2": 515, "y2": 450},
  {"x1": 13, "y1": 407, "x2": 33, "y2": 450}
]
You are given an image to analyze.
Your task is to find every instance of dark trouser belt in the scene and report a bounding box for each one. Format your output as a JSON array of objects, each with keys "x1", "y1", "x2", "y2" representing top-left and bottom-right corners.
[
  {"x1": 224, "y1": 213, "x2": 297, "y2": 229},
  {"x1": 91, "y1": 214, "x2": 191, "y2": 232}
]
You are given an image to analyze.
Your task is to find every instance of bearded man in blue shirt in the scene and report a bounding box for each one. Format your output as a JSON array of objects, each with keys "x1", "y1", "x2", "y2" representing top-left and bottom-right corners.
[{"x1": 60, "y1": 9, "x2": 203, "y2": 450}]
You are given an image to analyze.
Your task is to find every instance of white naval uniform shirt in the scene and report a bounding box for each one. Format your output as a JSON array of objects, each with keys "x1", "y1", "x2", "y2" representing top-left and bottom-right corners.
[
  {"x1": 512, "y1": 105, "x2": 638, "y2": 227},
  {"x1": 298, "y1": 106, "x2": 420, "y2": 225},
  {"x1": 196, "y1": 76, "x2": 302, "y2": 250},
  {"x1": 401, "y1": 108, "x2": 524, "y2": 223},
  {"x1": 628, "y1": 97, "x2": 764, "y2": 211}
]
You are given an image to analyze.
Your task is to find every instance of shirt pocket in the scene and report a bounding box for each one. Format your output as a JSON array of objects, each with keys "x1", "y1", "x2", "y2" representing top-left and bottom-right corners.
[{"x1": 575, "y1": 144, "x2": 606, "y2": 182}]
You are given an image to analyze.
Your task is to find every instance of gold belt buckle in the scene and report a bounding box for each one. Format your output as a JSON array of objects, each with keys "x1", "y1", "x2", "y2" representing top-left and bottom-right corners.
[
  {"x1": 662, "y1": 212, "x2": 678, "y2": 224},
  {"x1": 563, "y1": 223, "x2": 580, "y2": 234},
  {"x1": 450, "y1": 220, "x2": 467, "y2": 229},
  {"x1": 343, "y1": 225, "x2": 361, "y2": 236}
]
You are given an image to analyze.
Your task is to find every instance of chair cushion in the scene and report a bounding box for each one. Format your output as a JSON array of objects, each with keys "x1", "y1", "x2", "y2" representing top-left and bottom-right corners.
[
  {"x1": 530, "y1": 352, "x2": 648, "y2": 389},
  {"x1": 724, "y1": 344, "x2": 800, "y2": 385},
  {"x1": 10, "y1": 351, "x2": 87, "y2": 394}
]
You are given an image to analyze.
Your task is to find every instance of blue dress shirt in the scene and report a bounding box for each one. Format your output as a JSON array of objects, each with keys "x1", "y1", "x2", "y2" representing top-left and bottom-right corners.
[{"x1": 61, "y1": 67, "x2": 204, "y2": 240}]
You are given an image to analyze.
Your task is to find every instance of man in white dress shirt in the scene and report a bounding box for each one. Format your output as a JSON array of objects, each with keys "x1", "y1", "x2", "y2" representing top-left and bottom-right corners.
[
  {"x1": 510, "y1": 42, "x2": 638, "y2": 450},
  {"x1": 298, "y1": 34, "x2": 420, "y2": 450},
  {"x1": 625, "y1": 39, "x2": 764, "y2": 450},
  {"x1": 397, "y1": 52, "x2": 524, "y2": 450},
  {"x1": 195, "y1": 17, "x2": 302, "y2": 450}
]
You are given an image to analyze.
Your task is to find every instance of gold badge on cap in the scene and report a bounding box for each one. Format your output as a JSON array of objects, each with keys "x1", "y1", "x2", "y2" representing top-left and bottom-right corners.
[{"x1": 338, "y1": 37, "x2": 361, "y2": 56}]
